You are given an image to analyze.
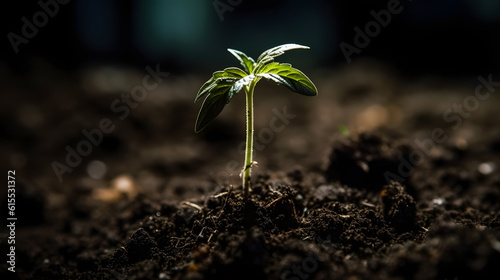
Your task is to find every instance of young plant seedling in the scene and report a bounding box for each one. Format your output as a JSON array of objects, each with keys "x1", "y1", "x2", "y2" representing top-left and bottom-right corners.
[{"x1": 195, "y1": 43, "x2": 318, "y2": 198}]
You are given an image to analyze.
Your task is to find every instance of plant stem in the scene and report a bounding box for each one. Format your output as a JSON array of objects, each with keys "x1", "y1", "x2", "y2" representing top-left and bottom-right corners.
[{"x1": 242, "y1": 81, "x2": 256, "y2": 198}]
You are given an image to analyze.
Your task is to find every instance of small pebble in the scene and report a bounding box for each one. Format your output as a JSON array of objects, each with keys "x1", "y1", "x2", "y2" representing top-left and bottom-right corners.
[
  {"x1": 432, "y1": 198, "x2": 444, "y2": 206},
  {"x1": 159, "y1": 272, "x2": 169, "y2": 279},
  {"x1": 492, "y1": 240, "x2": 500, "y2": 252},
  {"x1": 478, "y1": 162, "x2": 495, "y2": 175},
  {"x1": 87, "y1": 160, "x2": 107, "y2": 179}
]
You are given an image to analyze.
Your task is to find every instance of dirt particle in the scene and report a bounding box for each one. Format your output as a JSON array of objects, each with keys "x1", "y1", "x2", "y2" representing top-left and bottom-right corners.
[
  {"x1": 125, "y1": 228, "x2": 159, "y2": 263},
  {"x1": 381, "y1": 181, "x2": 417, "y2": 232}
]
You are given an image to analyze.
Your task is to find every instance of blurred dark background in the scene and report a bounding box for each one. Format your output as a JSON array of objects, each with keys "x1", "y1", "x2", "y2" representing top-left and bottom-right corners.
[{"x1": 1, "y1": 0, "x2": 500, "y2": 77}]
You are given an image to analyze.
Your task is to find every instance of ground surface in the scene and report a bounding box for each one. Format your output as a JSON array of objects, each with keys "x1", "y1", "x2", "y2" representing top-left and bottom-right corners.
[{"x1": 1, "y1": 61, "x2": 500, "y2": 279}]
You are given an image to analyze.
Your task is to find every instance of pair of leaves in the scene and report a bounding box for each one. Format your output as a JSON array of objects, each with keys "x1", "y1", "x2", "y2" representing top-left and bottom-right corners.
[{"x1": 195, "y1": 43, "x2": 318, "y2": 132}]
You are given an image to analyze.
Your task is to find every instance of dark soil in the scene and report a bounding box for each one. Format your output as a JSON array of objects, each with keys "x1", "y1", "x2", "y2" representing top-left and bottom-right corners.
[{"x1": 1, "y1": 62, "x2": 500, "y2": 279}]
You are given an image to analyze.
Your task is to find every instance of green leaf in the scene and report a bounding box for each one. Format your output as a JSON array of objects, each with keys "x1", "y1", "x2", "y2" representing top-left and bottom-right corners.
[
  {"x1": 195, "y1": 67, "x2": 247, "y2": 103},
  {"x1": 254, "y1": 44, "x2": 310, "y2": 73},
  {"x1": 257, "y1": 63, "x2": 317, "y2": 96},
  {"x1": 194, "y1": 44, "x2": 317, "y2": 133},
  {"x1": 227, "y1": 49, "x2": 256, "y2": 74},
  {"x1": 195, "y1": 84, "x2": 233, "y2": 132},
  {"x1": 338, "y1": 124, "x2": 350, "y2": 136},
  {"x1": 227, "y1": 74, "x2": 255, "y2": 102}
]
